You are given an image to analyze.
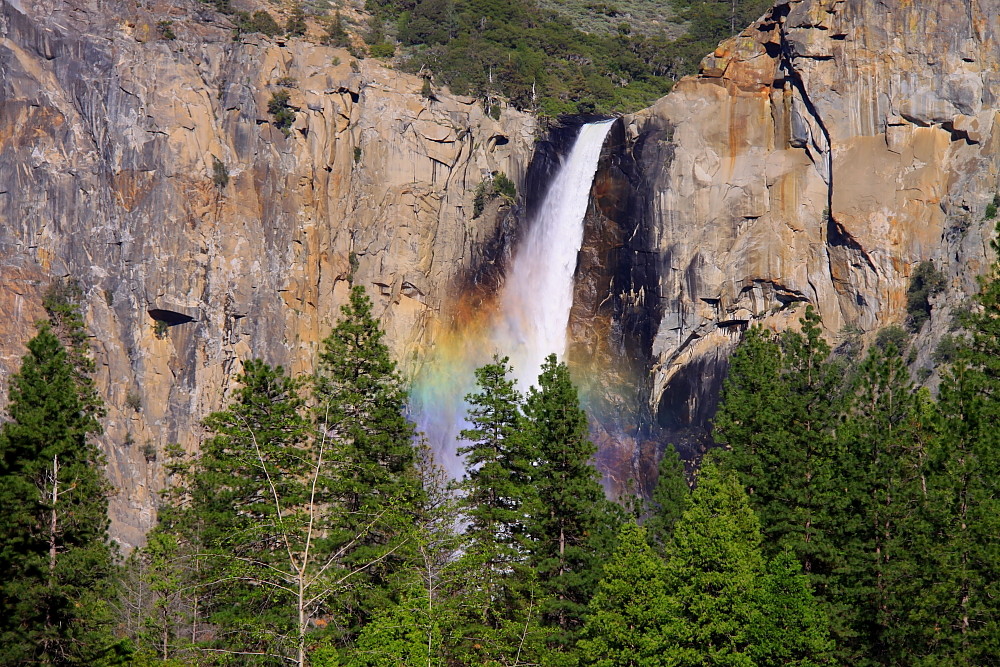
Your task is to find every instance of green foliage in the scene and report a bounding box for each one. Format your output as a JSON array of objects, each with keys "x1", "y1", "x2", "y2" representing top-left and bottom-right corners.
[
  {"x1": 837, "y1": 341, "x2": 931, "y2": 663},
  {"x1": 660, "y1": 462, "x2": 765, "y2": 665},
  {"x1": 268, "y1": 89, "x2": 296, "y2": 135},
  {"x1": 156, "y1": 20, "x2": 176, "y2": 40},
  {"x1": 211, "y1": 155, "x2": 228, "y2": 188},
  {"x1": 521, "y1": 355, "x2": 615, "y2": 651},
  {"x1": 874, "y1": 324, "x2": 909, "y2": 352},
  {"x1": 644, "y1": 446, "x2": 689, "y2": 549},
  {"x1": 160, "y1": 359, "x2": 315, "y2": 661},
  {"x1": 286, "y1": 4, "x2": 308, "y2": 36},
  {"x1": 353, "y1": 145, "x2": 363, "y2": 162},
  {"x1": 905, "y1": 260, "x2": 945, "y2": 331},
  {"x1": 314, "y1": 285, "x2": 423, "y2": 641},
  {"x1": 577, "y1": 522, "x2": 673, "y2": 665},
  {"x1": 903, "y1": 221, "x2": 1000, "y2": 663},
  {"x1": 984, "y1": 193, "x2": 999, "y2": 220},
  {"x1": 378, "y1": 0, "x2": 686, "y2": 115},
  {"x1": 457, "y1": 355, "x2": 530, "y2": 590},
  {"x1": 0, "y1": 315, "x2": 117, "y2": 664},
  {"x1": 473, "y1": 171, "x2": 517, "y2": 218},
  {"x1": 233, "y1": 9, "x2": 283, "y2": 37},
  {"x1": 932, "y1": 332, "x2": 964, "y2": 365},
  {"x1": 715, "y1": 307, "x2": 857, "y2": 656},
  {"x1": 369, "y1": 42, "x2": 397, "y2": 58},
  {"x1": 152, "y1": 318, "x2": 169, "y2": 339}
]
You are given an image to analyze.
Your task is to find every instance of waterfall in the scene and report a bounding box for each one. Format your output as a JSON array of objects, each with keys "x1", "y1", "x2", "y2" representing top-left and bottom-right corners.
[
  {"x1": 411, "y1": 120, "x2": 614, "y2": 477},
  {"x1": 493, "y1": 120, "x2": 614, "y2": 389}
]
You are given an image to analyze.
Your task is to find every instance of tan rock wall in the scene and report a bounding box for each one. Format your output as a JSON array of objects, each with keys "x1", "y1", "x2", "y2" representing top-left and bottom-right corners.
[
  {"x1": 0, "y1": 0, "x2": 536, "y2": 547},
  {"x1": 625, "y1": 0, "x2": 1000, "y2": 421}
]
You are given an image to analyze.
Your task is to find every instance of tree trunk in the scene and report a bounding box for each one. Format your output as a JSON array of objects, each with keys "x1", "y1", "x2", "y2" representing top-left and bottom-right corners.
[{"x1": 48, "y1": 454, "x2": 59, "y2": 583}]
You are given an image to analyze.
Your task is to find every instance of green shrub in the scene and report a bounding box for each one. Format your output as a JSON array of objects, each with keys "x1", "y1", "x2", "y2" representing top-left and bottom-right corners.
[
  {"x1": 153, "y1": 319, "x2": 169, "y2": 339},
  {"x1": 905, "y1": 260, "x2": 945, "y2": 332},
  {"x1": 985, "y1": 193, "x2": 999, "y2": 220},
  {"x1": 267, "y1": 90, "x2": 296, "y2": 135},
  {"x1": 874, "y1": 325, "x2": 909, "y2": 353},
  {"x1": 932, "y1": 333, "x2": 964, "y2": 365},
  {"x1": 369, "y1": 42, "x2": 396, "y2": 58},
  {"x1": 473, "y1": 172, "x2": 517, "y2": 218},
  {"x1": 353, "y1": 146, "x2": 362, "y2": 163},
  {"x1": 156, "y1": 20, "x2": 176, "y2": 40},
  {"x1": 212, "y1": 156, "x2": 229, "y2": 188},
  {"x1": 234, "y1": 10, "x2": 282, "y2": 37}
]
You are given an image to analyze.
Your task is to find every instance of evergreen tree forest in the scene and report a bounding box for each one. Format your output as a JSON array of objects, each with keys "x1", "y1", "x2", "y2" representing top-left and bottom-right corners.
[
  {"x1": 7, "y1": 229, "x2": 1000, "y2": 665},
  {"x1": 200, "y1": 0, "x2": 772, "y2": 116}
]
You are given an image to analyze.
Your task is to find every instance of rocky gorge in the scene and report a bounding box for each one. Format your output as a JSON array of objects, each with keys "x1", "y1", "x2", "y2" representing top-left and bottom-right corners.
[{"x1": 1, "y1": 0, "x2": 998, "y2": 547}]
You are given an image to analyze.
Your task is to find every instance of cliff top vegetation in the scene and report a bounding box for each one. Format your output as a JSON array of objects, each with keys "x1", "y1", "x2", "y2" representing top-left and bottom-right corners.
[{"x1": 200, "y1": 0, "x2": 772, "y2": 116}]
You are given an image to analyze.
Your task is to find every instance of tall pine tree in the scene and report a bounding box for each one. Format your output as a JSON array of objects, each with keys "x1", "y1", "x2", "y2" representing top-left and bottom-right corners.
[
  {"x1": 715, "y1": 306, "x2": 853, "y2": 656},
  {"x1": 661, "y1": 460, "x2": 833, "y2": 666},
  {"x1": 313, "y1": 285, "x2": 423, "y2": 641},
  {"x1": 644, "y1": 445, "x2": 690, "y2": 551},
  {"x1": 908, "y1": 224, "x2": 1000, "y2": 663},
  {"x1": 0, "y1": 309, "x2": 118, "y2": 664},
  {"x1": 521, "y1": 354, "x2": 612, "y2": 652},
  {"x1": 577, "y1": 522, "x2": 674, "y2": 667},
  {"x1": 456, "y1": 355, "x2": 542, "y2": 663}
]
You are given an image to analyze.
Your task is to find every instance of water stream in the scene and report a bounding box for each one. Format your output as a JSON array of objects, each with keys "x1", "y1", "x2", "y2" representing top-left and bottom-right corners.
[{"x1": 411, "y1": 120, "x2": 614, "y2": 477}]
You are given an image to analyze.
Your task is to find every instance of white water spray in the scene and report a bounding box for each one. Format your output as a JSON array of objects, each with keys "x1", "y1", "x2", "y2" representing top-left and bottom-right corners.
[
  {"x1": 411, "y1": 120, "x2": 614, "y2": 477},
  {"x1": 493, "y1": 120, "x2": 614, "y2": 389}
]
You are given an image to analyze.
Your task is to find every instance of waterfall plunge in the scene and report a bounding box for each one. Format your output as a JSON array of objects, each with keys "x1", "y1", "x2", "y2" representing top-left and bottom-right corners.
[
  {"x1": 411, "y1": 120, "x2": 614, "y2": 477},
  {"x1": 493, "y1": 120, "x2": 615, "y2": 390}
]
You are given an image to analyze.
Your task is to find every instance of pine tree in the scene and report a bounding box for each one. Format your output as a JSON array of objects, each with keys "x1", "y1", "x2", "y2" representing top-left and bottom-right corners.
[
  {"x1": 0, "y1": 318, "x2": 119, "y2": 665},
  {"x1": 314, "y1": 285, "x2": 422, "y2": 639},
  {"x1": 455, "y1": 355, "x2": 538, "y2": 661},
  {"x1": 662, "y1": 461, "x2": 833, "y2": 666},
  {"x1": 905, "y1": 225, "x2": 1000, "y2": 663},
  {"x1": 661, "y1": 461, "x2": 764, "y2": 665},
  {"x1": 521, "y1": 354, "x2": 612, "y2": 652},
  {"x1": 752, "y1": 551, "x2": 835, "y2": 666},
  {"x1": 161, "y1": 359, "x2": 317, "y2": 663},
  {"x1": 837, "y1": 341, "x2": 931, "y2": 664},
  {"x1": 577, "y1": 522, "x2": 674, "y2": 667},
  {"x1": 715, "y1": 307, "x2": 849, "y2": 650},
  {"x1": 644, "y1": 446, "x2": 690, "y2": 551}
]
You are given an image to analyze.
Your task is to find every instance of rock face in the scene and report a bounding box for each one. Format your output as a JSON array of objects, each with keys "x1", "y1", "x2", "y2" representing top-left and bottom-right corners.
[
  {"x1": 612, "y1": 0, "x2": 1000, "y2": 449},
  {"x1": 0, "y1": 0, "x2": 536, "y2": 547}
]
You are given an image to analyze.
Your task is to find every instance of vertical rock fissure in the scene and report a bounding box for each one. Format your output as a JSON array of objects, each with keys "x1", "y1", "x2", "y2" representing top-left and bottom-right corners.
[{"x1": 775, "y1": 6, "x2": 878, "y2": 286}]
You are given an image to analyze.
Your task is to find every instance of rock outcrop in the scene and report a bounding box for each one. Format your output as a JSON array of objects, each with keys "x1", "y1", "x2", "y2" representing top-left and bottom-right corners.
[
  {"x1": 0, "y1": 0, "x2": 536, "y2": 547},
  {"x1": 614, "y1": 0, "x2": 1000, "y2": 446}
]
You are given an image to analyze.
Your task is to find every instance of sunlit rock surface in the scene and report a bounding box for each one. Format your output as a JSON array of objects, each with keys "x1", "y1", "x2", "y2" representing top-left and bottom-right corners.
[
  {"x1": 614, "y1": 0, "x2": 1000, "y2": 454},
  {"x1": 0, "y1": 0, "x2": 536, "y2": 547}
]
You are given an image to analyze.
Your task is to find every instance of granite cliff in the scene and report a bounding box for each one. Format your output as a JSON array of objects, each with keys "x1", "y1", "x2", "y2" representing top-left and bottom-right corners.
[
  {"x1": 0, "y1": 0, "x2": 536, "y2": 546},
  {"x1": 594, "y1": 0, "x2": 1000, "y2": 457}
]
